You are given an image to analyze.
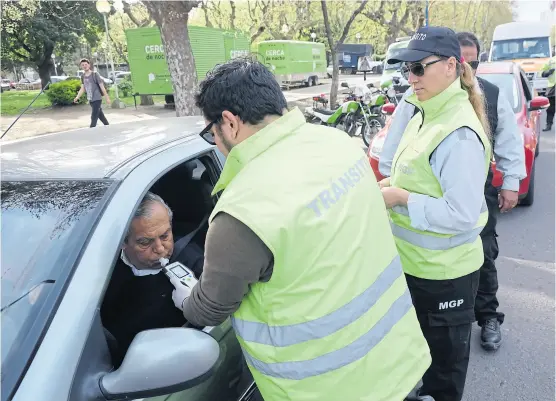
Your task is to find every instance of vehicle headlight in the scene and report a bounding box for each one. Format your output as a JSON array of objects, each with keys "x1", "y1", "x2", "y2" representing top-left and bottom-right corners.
[{"x1": 370, "y1": 135, "x2": 386, "y2": 157}]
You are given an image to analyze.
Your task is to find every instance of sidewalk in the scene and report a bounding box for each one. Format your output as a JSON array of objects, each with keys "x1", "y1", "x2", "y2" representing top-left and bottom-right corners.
[
  {"x1": 0, "y1": 78, "x2": 372, "y2": 141},
  {"x1": 0, "y1": 104, "x2": 176, "y2": 141}
]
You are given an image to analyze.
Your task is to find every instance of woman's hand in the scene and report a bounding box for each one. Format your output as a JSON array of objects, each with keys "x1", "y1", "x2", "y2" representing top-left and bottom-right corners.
[
  {"x1": 378, "y1": 177, "x2": 391, "y2": 189},
  {"x1": 381, "y1": 187, "x2": 410, "y2": 209}
]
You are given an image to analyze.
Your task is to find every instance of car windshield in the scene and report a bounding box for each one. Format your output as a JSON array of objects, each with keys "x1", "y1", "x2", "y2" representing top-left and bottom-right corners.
[
  {"x1": 478, "y1": 73, "x2": 520, "y2": 113},
  {"x1": 384, "y1": 47, "x2": 406, "y2": 71},
  {"x1": 1, "y1": 180, "x2": 112, "y2": 369},
  {"x1": 491, "y1": 37, "x2": 551, "y2": 60}
]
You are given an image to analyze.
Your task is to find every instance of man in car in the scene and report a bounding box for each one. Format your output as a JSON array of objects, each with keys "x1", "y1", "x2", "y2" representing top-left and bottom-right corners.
[
  {"x1": 101, "y1": 191, "x2": 204, "y2": 366},
  {"x1": 378, "y1": 31, "x2": 526, "y2": 352},
  {"x1": 170, "y1": 58, "x2": 432, "y2": 401}
]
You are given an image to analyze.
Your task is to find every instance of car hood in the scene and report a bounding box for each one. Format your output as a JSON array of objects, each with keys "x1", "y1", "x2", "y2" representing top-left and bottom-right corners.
[{"x1": 511, "y1": 58, "x2": 550, "y2": 72}]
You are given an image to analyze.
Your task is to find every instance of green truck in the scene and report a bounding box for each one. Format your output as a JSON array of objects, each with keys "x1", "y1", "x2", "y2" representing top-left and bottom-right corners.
[
  {"x1": 257, "y1": 40, "x2": 326, "y2": 89},
  {"x1": 125, "y1": 26, "x2": 250, "y2": 97}
]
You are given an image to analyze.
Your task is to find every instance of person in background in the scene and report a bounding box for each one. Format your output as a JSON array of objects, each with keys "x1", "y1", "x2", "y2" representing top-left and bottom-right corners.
[
  {"x1": 541, "y1": 54, "x2": 555, "y2": 132},
  {"x1": 380, "y1": 26, "x2": 492, "y2": 401},
  {"x1": 379, "y1": 30, "x2": 526, "y2": 352},
  {"x1": 170, "y1": 57, "x2": 432, "y2": 401},
  {"x1": 73, "y1": 58, "x2": 111, "y2": 128}
]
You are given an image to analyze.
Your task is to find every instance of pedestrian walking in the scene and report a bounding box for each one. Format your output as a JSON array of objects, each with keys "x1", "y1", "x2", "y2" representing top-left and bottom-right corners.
[{"x1": 73, "y1": 59, "x2": 111, "y2": 128}]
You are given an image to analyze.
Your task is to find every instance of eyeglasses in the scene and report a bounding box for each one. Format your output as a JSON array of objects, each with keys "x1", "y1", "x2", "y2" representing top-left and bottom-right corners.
[
  {"x1": 401, "y1": 58, "x2": 445, "y2": 79},
  {"x1": 199, "y1": 121, "x2": 215, "y2": 145},
  {"x1": 468, "y1": 60, "x2": 480, "y2": 70}
]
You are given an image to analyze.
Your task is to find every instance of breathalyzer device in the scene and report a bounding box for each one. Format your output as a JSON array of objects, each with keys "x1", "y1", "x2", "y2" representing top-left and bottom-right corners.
[{"x1": 159, "y1": 258, "x2": 198, "y2": 288}]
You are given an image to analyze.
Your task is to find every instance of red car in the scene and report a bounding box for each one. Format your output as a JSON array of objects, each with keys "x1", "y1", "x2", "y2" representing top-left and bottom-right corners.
[{"x1": 367, "y1": 61, "x2": 550, "y2": 206}]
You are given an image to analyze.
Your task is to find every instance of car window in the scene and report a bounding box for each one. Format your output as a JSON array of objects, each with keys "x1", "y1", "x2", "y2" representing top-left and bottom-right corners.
[
  {"x1": 478, "y1": 73, "x2": 521, "y2": 113},
  {"x1": 1, "y1": 180, "x2": 113, "y2": 370},
  {"x1": 491, "y1": 37, "x2": 551, "y2": 60}
]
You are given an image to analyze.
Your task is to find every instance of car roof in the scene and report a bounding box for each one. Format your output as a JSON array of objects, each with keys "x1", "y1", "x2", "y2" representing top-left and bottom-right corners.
[
  {"x1": 1, "y1": 116, "x2": 207, "y2": 181},
  {"x1": 476, "y1": 61, "x2": 517, "y2": 75}
]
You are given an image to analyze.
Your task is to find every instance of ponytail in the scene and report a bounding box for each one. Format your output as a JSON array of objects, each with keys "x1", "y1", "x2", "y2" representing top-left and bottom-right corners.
[{"x1": 457, "y1": 61, "x2": 491, "y2": 141}]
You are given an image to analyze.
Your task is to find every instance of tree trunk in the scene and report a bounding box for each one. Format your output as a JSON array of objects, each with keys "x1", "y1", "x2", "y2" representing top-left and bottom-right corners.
[
  {"x1": 141, "y1": 95, "x2": 154, "y2": 105},
  {"x1": 321, "y1": 0, "x2": 368, "y2": 109},
  {"x1": 321, "y1": 0, "x2": 339, "y2": 108},
  {"x1": 144, "y1": 1, "x2": 198, "y2": 116},
  {"x1": 37, "y1": 43, "x2": 54, "y2": 89}
]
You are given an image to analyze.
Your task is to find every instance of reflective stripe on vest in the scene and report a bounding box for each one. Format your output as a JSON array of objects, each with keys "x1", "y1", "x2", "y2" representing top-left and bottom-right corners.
[
  {"x1": 389, "y1": 200, "x2": 487, "y2": 250},
  {"x1": 390, "y1": 224, "x2": 484, "y2": 250},
  {"x1": 232, "y1": 255, "x2": 404, "y2": 347},
  {"x1": 239, "y1": 288, "x2": 413, "y2": 380}
]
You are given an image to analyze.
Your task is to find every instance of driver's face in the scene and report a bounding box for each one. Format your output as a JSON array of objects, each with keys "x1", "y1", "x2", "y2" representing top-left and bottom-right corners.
[{"x1": 122, "y1": 202, "x2": 174, "y2": 269}]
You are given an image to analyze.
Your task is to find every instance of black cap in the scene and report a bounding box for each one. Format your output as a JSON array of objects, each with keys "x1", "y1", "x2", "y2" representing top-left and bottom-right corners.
[{"x1": 387, "y1": 26, "x2": 461, "y2": 64}]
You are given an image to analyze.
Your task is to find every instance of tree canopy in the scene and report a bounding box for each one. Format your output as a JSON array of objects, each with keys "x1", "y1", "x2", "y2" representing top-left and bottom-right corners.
[{"x1": 1, "y1": 0, "x2": 104, "y2": 86}]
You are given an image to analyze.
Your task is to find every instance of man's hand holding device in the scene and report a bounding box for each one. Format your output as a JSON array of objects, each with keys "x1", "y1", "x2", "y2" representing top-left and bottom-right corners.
[{"x1": 160, "y1": 258, "x2": 198, "y2": 311}]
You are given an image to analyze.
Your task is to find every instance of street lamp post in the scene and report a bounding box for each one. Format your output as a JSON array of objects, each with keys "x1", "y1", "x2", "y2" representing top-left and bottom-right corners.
[
  {"x1": 51, "y1": 54, "x2": 58, "y2": 76},
  {"x1": 356, "y1": 33, "x2": 361, "y2": 44},
  {"x1": 96, "y1": 0, "x2": 124, "y2": 108},
  {"x1": 311, "y1": 32, "x2": 316, "y2": 42}
]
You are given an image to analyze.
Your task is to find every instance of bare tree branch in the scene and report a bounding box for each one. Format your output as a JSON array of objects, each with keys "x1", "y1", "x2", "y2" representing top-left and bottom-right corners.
[{"x1": 336, "y1": 0, "x2": 369, "y2": 49}]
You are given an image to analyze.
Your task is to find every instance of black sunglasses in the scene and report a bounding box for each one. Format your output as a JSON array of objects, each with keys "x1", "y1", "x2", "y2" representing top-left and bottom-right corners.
[
  {"x1": 468, "y1": 60, "x2": 480, "y2": 70},
  {"x1": 199, "y1": 121, "x2": 215, "y2": 145},
  {"x1": 401, "y1": 58, "x2": 445, "y2": 79}
]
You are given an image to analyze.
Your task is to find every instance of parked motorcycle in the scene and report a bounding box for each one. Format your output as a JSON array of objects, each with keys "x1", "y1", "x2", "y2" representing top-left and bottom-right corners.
[
  {"x1": 304, "y1": 95, "x2": 360, "y2": 132},
  {"x1": 341, "y1": 82, "x2": 387, "y2": 147}
]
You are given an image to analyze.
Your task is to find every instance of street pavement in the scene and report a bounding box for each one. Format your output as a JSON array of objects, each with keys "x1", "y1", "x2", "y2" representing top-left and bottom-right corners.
[{"x1": 464, "y1": 113, "x2": 555, "y2": 401}]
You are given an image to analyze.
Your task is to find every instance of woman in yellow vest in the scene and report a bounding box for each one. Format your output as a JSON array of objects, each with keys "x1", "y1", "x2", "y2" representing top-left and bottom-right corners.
[{"x1": 380, "y1": 27, "x2": 492, "y2": 401}]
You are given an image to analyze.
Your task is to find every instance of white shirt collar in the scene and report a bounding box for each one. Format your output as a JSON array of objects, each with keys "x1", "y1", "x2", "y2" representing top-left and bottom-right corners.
[{"x1": 120, "y1": 250, "x2": 162, "y2": 277}]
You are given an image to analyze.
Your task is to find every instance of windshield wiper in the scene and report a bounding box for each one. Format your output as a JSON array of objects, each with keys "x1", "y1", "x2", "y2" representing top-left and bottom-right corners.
[{"x1": 1, "y1": 280, "x2": 55, "y2": 312}]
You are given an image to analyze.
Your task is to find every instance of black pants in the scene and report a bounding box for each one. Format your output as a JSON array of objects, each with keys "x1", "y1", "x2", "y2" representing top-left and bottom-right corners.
[
  {"x1": 474, "y1": 184, "x2": 505, "y2": 325},
  {"x1": 90, "y1": 100, "x2": 109, "y2": 128},
  {"x1": 547, "y1": 94, "x2": 555, "y2": 125},
  {"x1": 406, "y1": 270, "x2": 480, "y2": 401}
]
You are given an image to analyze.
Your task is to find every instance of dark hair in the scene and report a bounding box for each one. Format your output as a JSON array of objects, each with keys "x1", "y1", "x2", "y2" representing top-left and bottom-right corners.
[
  {"x1": 195, "y1": 57, "x2": 287, "y2": 125},
  {"x1": 79, "y1": 58, "x2": 90, "y2": 65},
  {"x1": 457, "y1": 32, "x2": 481, "y2": 55}
]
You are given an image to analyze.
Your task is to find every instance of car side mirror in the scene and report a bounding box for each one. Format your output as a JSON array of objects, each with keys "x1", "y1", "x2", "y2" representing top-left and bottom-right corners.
[
  {"x1": 341, "y1": 82, "x2": 349, "y2": 88},
  {"x1": 100, "y1": 328, "x2": 220, "y2": 400},
  {"x1": 529, "y1": 96, "x2": 550, "y2": 111},
  {"x1": 367, "y1": 83, "x2": 375, "y2": 88}
]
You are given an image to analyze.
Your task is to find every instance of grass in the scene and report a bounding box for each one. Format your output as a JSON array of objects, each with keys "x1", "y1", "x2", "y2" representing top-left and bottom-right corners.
[
  {"x1": 1, "y1": 89, "x2": 52, "y2": 116},
  {"x1": 0, "y1": 87, "x2": 166, "y2": 116}
]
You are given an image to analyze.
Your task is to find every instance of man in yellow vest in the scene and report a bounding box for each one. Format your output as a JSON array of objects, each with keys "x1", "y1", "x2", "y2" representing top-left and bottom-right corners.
[
  {"x1": 170, "y1": 58, "x2": 431, "y2": 401},
  {"x1": 541, "y1": 54, "x2": 555, "y2": 132}
]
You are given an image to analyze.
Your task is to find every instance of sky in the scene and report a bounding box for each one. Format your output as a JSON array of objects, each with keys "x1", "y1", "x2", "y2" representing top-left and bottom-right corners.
[{"x1": 512, "y1": 0, "x2": 554, "y2": 22}]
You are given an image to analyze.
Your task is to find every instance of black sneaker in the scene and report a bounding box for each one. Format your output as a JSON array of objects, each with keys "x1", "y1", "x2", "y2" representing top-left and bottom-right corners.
[
  {"x1": 481, "y1": 318, "x2": 502, "y2": 351},
  {"x1": 543, "y1": 123, "x2": 553, "y2": 132}
]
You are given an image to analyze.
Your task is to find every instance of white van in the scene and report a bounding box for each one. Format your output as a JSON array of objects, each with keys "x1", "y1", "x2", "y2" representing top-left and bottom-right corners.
[{"x1": 489, "y1": 22, "x2": 553, "y2": 95}]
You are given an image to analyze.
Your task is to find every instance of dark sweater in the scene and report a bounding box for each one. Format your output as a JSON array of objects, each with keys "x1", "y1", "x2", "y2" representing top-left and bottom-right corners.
[{"x1": 101, "y1": 259, "x2": 186, "y2": 365}]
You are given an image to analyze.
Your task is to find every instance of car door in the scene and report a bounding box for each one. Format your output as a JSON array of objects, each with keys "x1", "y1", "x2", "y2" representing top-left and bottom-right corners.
[{"x1": 13, "y1": 138, "x2": 248, "y2": 401}]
